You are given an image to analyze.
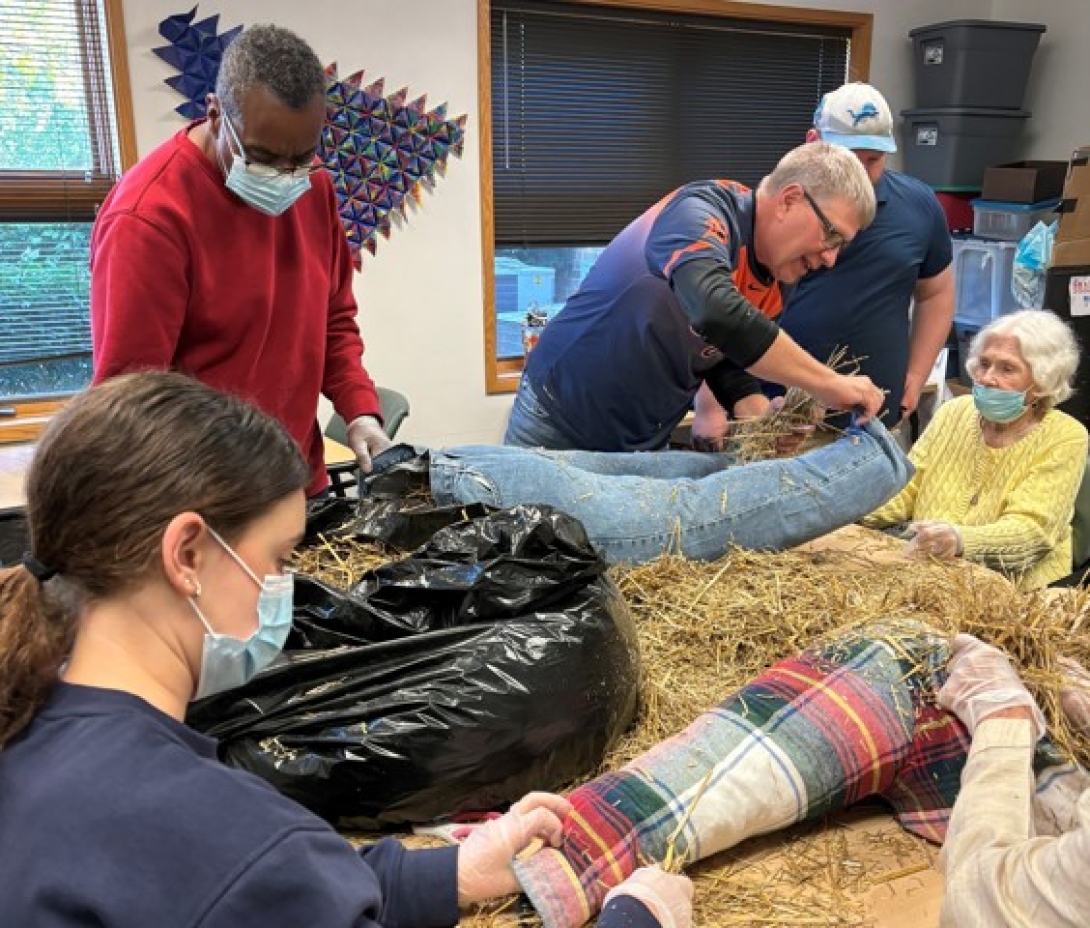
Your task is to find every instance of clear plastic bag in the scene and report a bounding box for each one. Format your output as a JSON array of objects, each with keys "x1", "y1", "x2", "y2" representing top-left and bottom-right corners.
[{"x1": 1012, "y1": 219, "x2": 1057, "y2": 308}]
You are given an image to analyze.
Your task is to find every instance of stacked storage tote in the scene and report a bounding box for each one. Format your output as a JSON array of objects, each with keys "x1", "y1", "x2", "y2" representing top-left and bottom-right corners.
[
  {"x1": 902, "y1": 20, "x2": 1044, "y2": 191},
  {"x1": 901, "y1": 20, "x2": 1047, "y2": 383}
]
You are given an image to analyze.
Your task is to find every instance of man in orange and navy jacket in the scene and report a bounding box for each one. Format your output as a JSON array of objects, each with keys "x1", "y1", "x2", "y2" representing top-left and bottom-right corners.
[{"x1": 503, "y1": 141, "x2": 884, "y2": 453}]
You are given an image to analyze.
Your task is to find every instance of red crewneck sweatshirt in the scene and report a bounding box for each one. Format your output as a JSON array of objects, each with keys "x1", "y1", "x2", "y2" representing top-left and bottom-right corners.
[{"x1": 90, "y1": 122, "x2": 381, "y2": 495}]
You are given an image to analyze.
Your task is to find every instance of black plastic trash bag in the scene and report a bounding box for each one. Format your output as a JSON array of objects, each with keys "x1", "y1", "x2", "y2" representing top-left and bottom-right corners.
[
  {"x1": 304, "y1": 446, "x2": 492, "y2": 552},
  {"x1": 187, "y1": 504, "x2": 641, "y2": 830}
]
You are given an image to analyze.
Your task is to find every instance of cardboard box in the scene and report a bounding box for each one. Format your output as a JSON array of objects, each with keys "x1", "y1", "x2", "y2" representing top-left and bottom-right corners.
[
  {"x1": 1054, "y1": 147, "x2": 1090, "y2": 266},
  {"x1": 1053, "y1": 238, "x2": 1090, "y2": 268},
  {"x1": 981, "y1": 160, "x2": 1068, "y2": 203}
]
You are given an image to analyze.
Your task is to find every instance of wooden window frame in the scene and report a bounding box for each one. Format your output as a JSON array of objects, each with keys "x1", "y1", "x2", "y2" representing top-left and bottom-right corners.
[
  {"x1": 0, "y1": 0, "x2": 137, "y2": 441},
  {"x1": 478, "y1": 0, "x2": 873, "y2": 394}
]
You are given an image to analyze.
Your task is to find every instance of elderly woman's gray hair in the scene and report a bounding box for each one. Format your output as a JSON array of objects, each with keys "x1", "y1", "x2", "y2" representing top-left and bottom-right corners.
[
  {"x1": 966, "y1": 309, "x2": 1080, "y2": 406},
  {"x1": 760, "y1": 141, "x2": 877, "y2": 230}
]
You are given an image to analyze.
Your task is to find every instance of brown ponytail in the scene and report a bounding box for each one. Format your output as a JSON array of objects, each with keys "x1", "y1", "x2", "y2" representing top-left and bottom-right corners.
[
  {"x1": 0, "y1": 568, "x2": 76, "y2": 749},
  {"x1": 0, "y1": 372, "x2": 310, "y2": 748}
]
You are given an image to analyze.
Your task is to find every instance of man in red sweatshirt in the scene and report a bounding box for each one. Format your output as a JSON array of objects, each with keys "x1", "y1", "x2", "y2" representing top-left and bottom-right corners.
[{"x1": 90, "y1": 24, "x2": 389, "y2": 496}]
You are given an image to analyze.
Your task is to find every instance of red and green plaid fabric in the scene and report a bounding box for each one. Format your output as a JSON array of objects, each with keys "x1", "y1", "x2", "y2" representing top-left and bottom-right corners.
[{"x1": 515, "y1": 626, "x2": 972, "y2": 928}]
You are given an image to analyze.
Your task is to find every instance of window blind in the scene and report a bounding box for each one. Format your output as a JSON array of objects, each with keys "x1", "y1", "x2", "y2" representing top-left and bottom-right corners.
[
  {"x1": 492, "y1": 1, "x2": 850, "y2": 247},
  {"x1": 0, "y1": 0, "x2": 122, "y2": 399},
  {"x1": 0, "y1": 0, "x2": 122, "y2": 219}
]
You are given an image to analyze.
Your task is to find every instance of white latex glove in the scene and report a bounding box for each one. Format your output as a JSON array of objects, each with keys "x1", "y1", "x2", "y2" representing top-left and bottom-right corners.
[
  {"x1": 937, "y1": 634, "x2": 1045, "y2": 739},
  {"x1": 905, "y1": 520, "x2": 963, "y2": 559},
  {"x1": 456, "y1": 792, "x2": 572, "y2": 905},
  {"x1": 1058, "y1": 656, "x2": 1090, "y2": 735},
  {"x1": 603, "y1": 866, "x2": 694, "y2": 928},
  {"x1": 345, "y1": 414, "x2": 393, "y2": 473}
]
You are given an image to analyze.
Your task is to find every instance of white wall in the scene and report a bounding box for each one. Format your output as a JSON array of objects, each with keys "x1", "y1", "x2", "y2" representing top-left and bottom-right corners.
[
  {"x1": 993, "y1": 0, "x2": 1090, "y2": 159},
  {"x1": 117, "y1": 0, "x2": 1088, "y2": 446}
]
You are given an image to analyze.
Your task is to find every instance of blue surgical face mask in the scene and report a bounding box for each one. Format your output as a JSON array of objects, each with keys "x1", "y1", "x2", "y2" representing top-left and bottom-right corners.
[
  {"x1": 188, "y1": 527, "x2": 294, "y2": 700},
  {"x1": 220, "y1": 114, "x2": 312, "y2": 217},
  {"x1": 972, "y1": 383, "x2": 1029, "y2": 424}
]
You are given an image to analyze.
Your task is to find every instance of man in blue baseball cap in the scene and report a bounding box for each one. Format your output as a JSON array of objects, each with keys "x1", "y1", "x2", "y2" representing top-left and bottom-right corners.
[{"x1": 693, "y1": 81, "x2": 954, "y2": 445}]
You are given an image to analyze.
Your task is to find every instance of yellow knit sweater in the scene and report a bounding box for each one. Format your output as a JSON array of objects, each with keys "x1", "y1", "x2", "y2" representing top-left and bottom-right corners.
[{"x1": 865, "y1": 396, "x2": 1088, "y2": 589}]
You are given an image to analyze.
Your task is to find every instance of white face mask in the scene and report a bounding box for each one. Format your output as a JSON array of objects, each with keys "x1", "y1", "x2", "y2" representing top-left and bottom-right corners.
[
  {"x1": 219, "y1": 113, "x2": 312, "y2": 217},
  {"x1": 188, "y1": 527, "x2": 294, "y2": 701}
]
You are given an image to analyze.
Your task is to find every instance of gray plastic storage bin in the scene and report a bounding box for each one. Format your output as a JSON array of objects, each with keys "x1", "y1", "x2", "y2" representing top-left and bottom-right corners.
[
  {"x1": 910, "y1": 20, "x2": 1045, "y2": 109},
  {"x1": 901, "y1": 107, "x2": 1030, "y2": 190}
]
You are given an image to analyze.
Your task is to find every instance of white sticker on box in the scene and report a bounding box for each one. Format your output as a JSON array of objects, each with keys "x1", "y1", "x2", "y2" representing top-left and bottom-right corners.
[
  {"x1": 916, "y1": 126, "x2": 939, "y2": 147},
  {"x1": 923, "y1": 43, "x2": 944, "y2": 66},
  {"x1": 1070, "y1": 277, "x2": 1090, "y2": 317}
]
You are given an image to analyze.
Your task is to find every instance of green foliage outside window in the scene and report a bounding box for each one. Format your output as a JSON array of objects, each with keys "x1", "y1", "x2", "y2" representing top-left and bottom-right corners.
[
  {"x1": 0, "y1": 0, "x2": 117, "y2": 399},
  {"x1": 0, "y1": 0, "x2": 96, "y2": 172}
]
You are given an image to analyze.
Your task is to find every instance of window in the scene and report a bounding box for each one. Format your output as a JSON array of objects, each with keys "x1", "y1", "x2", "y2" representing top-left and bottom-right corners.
[
  {"x1": 0, "y1": 0, "x2": 135, "y2": 421},
  {"x1": 480, "y1": 0, "x2": 872, "y2": 393}
]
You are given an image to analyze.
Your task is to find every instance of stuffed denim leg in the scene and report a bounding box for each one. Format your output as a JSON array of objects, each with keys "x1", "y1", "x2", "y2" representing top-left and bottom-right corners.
[{"x1": 429, "y1": 419, "x2": 913, "y2": 564}]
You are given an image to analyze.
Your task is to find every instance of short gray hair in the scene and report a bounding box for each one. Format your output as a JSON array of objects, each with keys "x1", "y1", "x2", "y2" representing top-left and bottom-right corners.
[
  {"x1": 759, "y1": 141, "x2": 877, "y2": 230},
  {"x1": 216, "y1": 24, "x2": 326, "y2": 123},
  {"x1": 966, "y1": 309, "x2": 1081, "y2": 406}
]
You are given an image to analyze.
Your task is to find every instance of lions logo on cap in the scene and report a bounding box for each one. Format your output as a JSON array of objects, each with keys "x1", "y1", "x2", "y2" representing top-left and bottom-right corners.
[{"x1": 848, "y1": 102, "x2": 880, "y2": 126}]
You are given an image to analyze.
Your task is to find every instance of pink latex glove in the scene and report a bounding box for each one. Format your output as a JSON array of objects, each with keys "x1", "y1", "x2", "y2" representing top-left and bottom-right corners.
[
  {"x1": 603, "y1": 866, "x2": 694, "y2": 928},
  {"x1": 906, "y1": 520, "x2": 963, "y2": 559},
  {"x1": 456, "y1": 792, "x2": 572, "y2": 905},
  {"x1": 937, "y1": 634, "x2": 1045, "y2": 739}
]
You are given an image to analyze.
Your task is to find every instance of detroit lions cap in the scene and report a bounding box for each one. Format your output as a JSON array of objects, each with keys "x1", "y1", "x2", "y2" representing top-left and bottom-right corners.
[{"x1": 813, "y1": 82, "x2": 897, "y2": 153}]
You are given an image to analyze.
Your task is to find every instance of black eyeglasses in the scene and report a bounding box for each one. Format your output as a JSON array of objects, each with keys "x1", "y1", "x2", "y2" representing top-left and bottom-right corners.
[
  {"x1": 802, "y1": 188, "x2": 847, "y2": 251},
  {"x1": 224, "y1": 114, "x2": 324, "y2": 180}
]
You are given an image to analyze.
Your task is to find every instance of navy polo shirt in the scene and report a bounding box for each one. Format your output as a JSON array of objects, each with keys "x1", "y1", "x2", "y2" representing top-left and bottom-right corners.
[{"x1": 776, "y1": 170, "x2": 952, "y2": 422}]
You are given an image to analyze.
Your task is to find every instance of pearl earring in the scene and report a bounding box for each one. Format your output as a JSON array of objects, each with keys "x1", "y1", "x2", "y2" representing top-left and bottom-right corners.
[{"x1": 189, "y1": 579, "x2": 202, "y2": 597}]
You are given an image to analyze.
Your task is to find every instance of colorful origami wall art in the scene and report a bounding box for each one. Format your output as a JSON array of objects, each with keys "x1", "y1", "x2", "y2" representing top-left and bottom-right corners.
[
  {"x1": 321, "y1": 65, "x2": 467, "y2": 266},
  {"x1": 153, "y1": 7, "x2": 241, "y2": 119}
]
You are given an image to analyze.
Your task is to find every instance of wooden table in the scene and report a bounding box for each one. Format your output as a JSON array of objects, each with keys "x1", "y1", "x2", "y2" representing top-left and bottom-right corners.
[
  {"x1": 323, "y1": 436, "x2": 355, "y2": 466},
  {"x1": 0, "y1": 443, "x2": 34, "y2": 516},
  {"x1": 0, "y1": 438, "x2": 357, "y2": 516},
  {"x1": 0, "y1": 444, "x2": 33, "y2": 565}
]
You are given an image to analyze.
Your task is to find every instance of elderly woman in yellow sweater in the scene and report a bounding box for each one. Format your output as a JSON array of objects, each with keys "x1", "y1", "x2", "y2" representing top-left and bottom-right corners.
[{"x1": 865, "y1": 309, "x2": 1088, "y2": 589}]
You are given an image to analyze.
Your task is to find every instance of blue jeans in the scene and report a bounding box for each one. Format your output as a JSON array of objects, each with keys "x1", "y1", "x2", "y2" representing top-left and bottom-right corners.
[
  {"x1": 504, "y1": 378, "x2": 584, "y2": 450},
  {"x1": 430, "y1": 420, "x2": 912, "y2": 564}
]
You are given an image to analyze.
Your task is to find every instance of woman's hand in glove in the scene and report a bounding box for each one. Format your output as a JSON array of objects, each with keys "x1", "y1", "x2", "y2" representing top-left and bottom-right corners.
[
  {"x1": 906, "y1": 520, "x2": 963, "y2": 559},
  {"x1": 456, "y1": 792, "x2": 572, "y2": 905},
  {"x1": 1058, "y1": 655, "x2": 1090, "y2": 735},
  {"x1": 603, "y1": 866, "x2": 694, "y2": 928},
  {"x1": 937, "y1": 634, "x2": 1045, "y2": 738},
  {"x1": 345, "y1": 414, "x2": 392, "y2": 473}
]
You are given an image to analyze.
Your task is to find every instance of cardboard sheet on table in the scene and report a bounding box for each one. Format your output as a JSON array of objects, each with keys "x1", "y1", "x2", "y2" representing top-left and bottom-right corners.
[{"x1": 705, "y1": 805, "x2": 944, "y2": 928}]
